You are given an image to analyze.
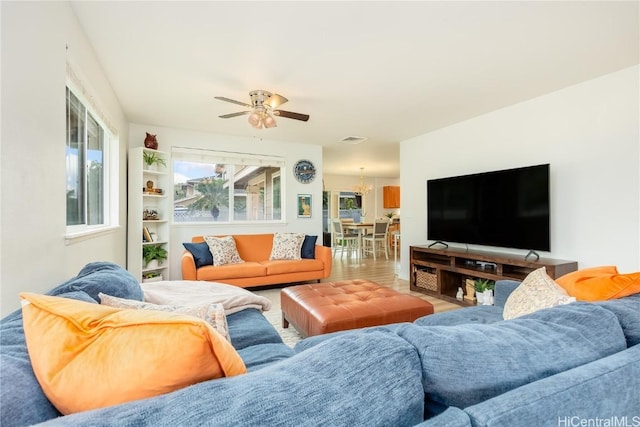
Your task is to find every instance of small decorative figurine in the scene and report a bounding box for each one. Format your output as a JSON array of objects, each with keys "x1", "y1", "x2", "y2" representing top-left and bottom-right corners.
[{"x1": 144, "y1": 133, "x2": 158, "y2": 150}]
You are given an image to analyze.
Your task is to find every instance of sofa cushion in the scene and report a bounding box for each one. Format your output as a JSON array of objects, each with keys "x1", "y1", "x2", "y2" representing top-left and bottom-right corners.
[
  {"x1": 269, "y1": 232, "x2": 305, "y2": 260},
  {"x1": 465, "y1": 344, "x2": 640, "y2": 425},
  {"x1": 204, "y1": 235, "x2": 244, "y2": 266},
  {"x1": 556, "y1": 265, "x2": 618, "y2": 286},
  {"x1": 227, "y1": 308, "x2": 285, "y2": 350},
  {"x1": 503, "y1": 267, "x2": 575, "y2": 319},
  {"x1": 231, "y1": 233, "x2": 274, "y2": 261},
  {"x1": 1, "y1": 263, "x2": 143, "y2": 427},
  {"x1": 99, "y1": 293, "x2": 230, "y2": 342},
  {"x1": 197, "y1": 262, "x2": 267, "y2": 280},
  {"x1": 46, "y1": 261, "x2": 143, "y2": 302},
  {"x1": 263, "y1": 259, "x2": 324, "y2": 275},
  {"x1": 301, "y1": 235, "x2": 317, "y2": 259},
  {"x1": 414, "y1": 306, "x2": 504, "y2": 327},
  {"x1": 182, "y1": 241, "x2": 214, "y2": 268},
  {"x1": 0, "y1": 291, "x2": 95, "y2": 427},
  {"x1": 595, "y1": 293, "x2": 640, "y2": 347},
  {"x1": 395, "y1": 302, "x2": 627, "y2": 409},
  {"x1": 20, "y1": 292, "x2": 246, "y2": 415},
  {"x1": 32, "y1": 330, "x2": 425, "y2": 427},
  {"x1": 237, "y1": 343, "x2": 296, "y2": 371},
  {"x1": 559, "y1": 269, "x2": 640, "y2": 301}
]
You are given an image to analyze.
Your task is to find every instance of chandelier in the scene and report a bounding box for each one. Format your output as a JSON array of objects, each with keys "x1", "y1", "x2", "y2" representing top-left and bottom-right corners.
[{"x1": 353, "y1": 167, "x2": 372, "y2": 196}]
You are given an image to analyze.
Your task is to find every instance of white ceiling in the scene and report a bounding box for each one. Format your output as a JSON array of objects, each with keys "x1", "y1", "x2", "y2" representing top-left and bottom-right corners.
[{"x1": 70, "y1": 1, "x2": 639, "y2": 178}]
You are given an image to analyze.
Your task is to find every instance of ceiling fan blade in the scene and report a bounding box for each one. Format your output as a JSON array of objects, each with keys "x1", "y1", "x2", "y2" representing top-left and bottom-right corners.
[
  {"x1": 273, "y1": 110, "x2": 310, "y2": 122},
  {"x1": 265, "y1": 93, "x2": 288, "y2": 109},
  {"x1": 214, "y1": 96, "x2": 252, "y2": 108},
  {"x1": 219, "y1": 111, "x2": 251, "y2": 119}
]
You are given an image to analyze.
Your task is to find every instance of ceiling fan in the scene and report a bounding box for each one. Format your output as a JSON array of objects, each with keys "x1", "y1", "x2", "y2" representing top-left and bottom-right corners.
[{"x1": 215, "y1": 90, "x2": 310, "y2": 129}]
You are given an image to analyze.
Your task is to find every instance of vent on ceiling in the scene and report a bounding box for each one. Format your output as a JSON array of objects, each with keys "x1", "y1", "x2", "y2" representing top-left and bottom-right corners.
[{"x1": 339, "y1": 136, "x2": 368, "y2": 144}]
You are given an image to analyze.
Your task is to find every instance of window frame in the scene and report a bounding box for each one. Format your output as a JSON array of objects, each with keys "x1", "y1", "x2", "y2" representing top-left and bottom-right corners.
[
  {"x1": 172, "y1": 147, "x2": 286, "y2": 225},
  {"x1": 64, "y1": 83, "x2": 119, "y2": 242}
]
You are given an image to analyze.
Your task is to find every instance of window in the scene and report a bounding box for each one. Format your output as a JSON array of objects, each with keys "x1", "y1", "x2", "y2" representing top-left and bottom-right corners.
[
  {"x1": 65, "y1": 86, "x2": 116, "y2": 236},
  {"x1": 173, "y1": 148, "x2": 285, "y2": 223}
]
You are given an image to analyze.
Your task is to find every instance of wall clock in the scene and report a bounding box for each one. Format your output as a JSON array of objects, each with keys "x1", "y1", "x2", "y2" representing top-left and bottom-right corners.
[{"x1": 293, "y1": 159, "x2": 316, "y2": 184}]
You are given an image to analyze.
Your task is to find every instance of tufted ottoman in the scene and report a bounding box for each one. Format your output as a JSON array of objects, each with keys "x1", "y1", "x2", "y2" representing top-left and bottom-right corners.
[{"x1": 281, "y1": 279, "x2": 434, "y2": 337}]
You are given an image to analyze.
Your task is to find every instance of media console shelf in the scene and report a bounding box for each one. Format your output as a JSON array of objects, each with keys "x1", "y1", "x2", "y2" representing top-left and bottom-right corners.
[{"x1": 410, "y1": 246, "x2": 578, "y2": 306}]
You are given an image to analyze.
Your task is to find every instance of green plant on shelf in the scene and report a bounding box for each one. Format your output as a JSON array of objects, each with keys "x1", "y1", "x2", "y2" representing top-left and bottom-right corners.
[
  {"x1": 475, "y1": 278, "x2": 495, "y2": 293},
  {"x1": 142, "y1": 271, "x2": 162, "y2": 279},
  {"x1": 143, "y1": 151, "x2": 167, "y2": 168},
  {"x1": 143, "y1": 244, "x2": 168, "y2": 267}
]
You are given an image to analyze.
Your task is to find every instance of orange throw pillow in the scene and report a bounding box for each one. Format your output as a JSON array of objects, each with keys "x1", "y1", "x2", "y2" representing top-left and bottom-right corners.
[
  {"x1": 556, "y1": 266, "x2": 618, "y2": 287},
  {"x1": 556, "y1": 267, "x2": 640, "y2": 301},
  {"x1": 20, "y1": 293, "x2": 246, "y2": 414}
]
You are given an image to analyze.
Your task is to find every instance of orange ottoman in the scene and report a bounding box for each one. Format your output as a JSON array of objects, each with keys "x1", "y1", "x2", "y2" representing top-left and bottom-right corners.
[{"x1": 281, "y1": 279, "x2": 434, "y2": 338}]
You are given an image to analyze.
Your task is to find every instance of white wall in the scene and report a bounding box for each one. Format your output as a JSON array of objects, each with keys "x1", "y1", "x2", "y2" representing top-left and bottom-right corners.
[
  {"x1": 1, "y1": 2, "x2": 129, "y2": 315},
  {"x1": 128, "y1": 124, "x2": 324, "y2": 280},
  {"x1": 399, "y1": 66, "x2": 640, "y2": 280}
]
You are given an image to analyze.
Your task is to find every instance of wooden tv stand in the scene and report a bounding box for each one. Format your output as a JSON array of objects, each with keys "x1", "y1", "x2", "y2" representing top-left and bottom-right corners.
[{"x1": 410, "y1": 246, "x2": 578, "y2": 306}]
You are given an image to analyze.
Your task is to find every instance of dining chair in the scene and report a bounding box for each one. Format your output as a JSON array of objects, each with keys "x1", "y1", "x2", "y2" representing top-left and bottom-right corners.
[
  {"x1": 331, "y1": 218, "x2": 359, "y2": 258},
  {"x1": 362, "y1": 218, "x2": 390, "y2": 260}
]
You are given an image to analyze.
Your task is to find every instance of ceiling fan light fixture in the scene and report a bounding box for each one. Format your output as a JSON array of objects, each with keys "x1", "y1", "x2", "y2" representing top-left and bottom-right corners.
[
  {"x1": 216, "y1": 90, "x2": 308, "y2": 129},
  {"x1": 248, "y1": 110, "x2": 263, "y2": 128},
  {"x1": 263, "y1": 113, "x2": 277, "y2": 128}
]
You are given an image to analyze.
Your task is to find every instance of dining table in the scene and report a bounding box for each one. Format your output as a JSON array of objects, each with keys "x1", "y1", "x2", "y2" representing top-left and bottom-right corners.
[{"x1": 343, "y1": 222, "x2": 373, "y2": 257}]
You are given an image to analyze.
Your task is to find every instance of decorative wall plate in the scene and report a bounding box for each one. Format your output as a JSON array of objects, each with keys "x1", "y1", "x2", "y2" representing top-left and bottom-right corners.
[{"x1": 293, "y1": 159, "x2": 316, "y2": 184}]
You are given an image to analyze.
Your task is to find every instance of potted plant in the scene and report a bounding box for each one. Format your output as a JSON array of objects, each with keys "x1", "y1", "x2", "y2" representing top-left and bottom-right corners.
[
  {"x1": 475, "y1": 279, "x2": 495, "y2": 305},
  {"x1": 142, "y1": 271, "x2": 163, "y2": 283},
  {"x1": 143, "y1": 151, "x2": 167, "y2": 170},
  {"x1": 143, "y1": 244, "x2": 168, "y2": 268}
]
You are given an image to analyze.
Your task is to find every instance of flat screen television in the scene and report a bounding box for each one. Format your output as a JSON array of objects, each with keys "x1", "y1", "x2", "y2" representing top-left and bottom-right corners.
[{"x1": 427, "y1": 164, "x2": 550, "y2": 251}]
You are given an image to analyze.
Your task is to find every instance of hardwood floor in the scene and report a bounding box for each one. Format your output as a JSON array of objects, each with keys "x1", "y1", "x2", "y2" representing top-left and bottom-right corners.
[
  {"x1": 324, "y1": 254, "x2": 462, "y2": 314},
  {"x1": 254, "y1": 252, "x2": 461, "y2": 345}
]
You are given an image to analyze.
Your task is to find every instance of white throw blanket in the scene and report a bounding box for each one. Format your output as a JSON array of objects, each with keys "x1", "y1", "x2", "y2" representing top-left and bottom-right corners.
[{"x1": 142, "y1": 280, "x2": 272, "y2": 315}]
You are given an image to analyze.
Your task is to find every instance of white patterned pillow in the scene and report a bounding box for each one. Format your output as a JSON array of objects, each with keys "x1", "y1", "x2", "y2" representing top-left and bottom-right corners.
[
  {"x1": 203, "y1": 235, "x2": 244, "y2": 266},
  {"x1": 98, "y1": 293, "x2": 231, "y2": 342},
  {"x1": 503, "y1": 267, "x2": 576, "y2": 320},
  {"x1": 269, "y1": 232, "x2": 306, "y2": 260}
]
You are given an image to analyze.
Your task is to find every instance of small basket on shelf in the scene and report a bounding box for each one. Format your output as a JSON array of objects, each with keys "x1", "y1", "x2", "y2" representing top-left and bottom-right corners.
[{"x1": 415, "y1": 267, "x2": 438, "y2": 292}]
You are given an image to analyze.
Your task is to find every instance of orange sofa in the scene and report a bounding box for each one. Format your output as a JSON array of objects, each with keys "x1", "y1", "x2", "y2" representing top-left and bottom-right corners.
[{"x1": 181, "y1": 234, "x2": 332, "y2": 288}]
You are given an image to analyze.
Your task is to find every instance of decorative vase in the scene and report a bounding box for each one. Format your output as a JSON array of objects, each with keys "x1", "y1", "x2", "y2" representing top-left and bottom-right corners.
[
  {"x1": 476, "y1": 292, "x2": 484, "y2": 305},
  {"x1": 145, "y1": 259, "x2": 159, "y2": 269},
  {"x1": 482, "y1": 289, "x2": 494, "y2": 306},
  {"x1": 464, "y1": 279, "x2": 476, "y2": 303},
  {"x1": 144, "y1": 132, "x2": 158, "y2": 150}
]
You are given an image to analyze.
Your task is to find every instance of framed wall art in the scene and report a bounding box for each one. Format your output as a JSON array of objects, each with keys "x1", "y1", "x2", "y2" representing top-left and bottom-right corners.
[{"x1": 297, "y1": 194, "x2": 312, "y2": 218}]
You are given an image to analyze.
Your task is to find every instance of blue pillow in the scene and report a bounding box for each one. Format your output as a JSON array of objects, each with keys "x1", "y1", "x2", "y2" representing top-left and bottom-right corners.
[
  {"x1": 183, "y1": 242, "x2": 214, "y2": 268},
  {"x1": 301, "y1": 235, "x2": 317, "y2": 259},
  {"x1": 47, "y1": 262, "x2": 143, "y2": 302}
]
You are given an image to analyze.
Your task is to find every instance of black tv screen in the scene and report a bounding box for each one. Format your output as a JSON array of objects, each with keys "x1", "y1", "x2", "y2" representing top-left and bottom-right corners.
[{"x1": 427, "y1": 164, "x2": 550, "y2": 251}]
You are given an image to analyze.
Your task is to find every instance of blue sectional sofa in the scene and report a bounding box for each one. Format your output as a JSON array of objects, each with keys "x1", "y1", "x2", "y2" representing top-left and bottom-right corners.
[{"x1": 1, "y1": 263, "x2": 639, "y2": 426}]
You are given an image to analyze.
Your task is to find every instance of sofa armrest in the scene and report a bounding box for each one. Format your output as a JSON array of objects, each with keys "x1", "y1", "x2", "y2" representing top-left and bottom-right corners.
[
  {"x1": 314, "y1": 245, "x2": 333, "y2": 279},
  {"x1": 181, "y1": 251, "x2": 197, "y2": 280},
  {"x1": 493, "y1": 280, "x2": 521, "y2": 308}
]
